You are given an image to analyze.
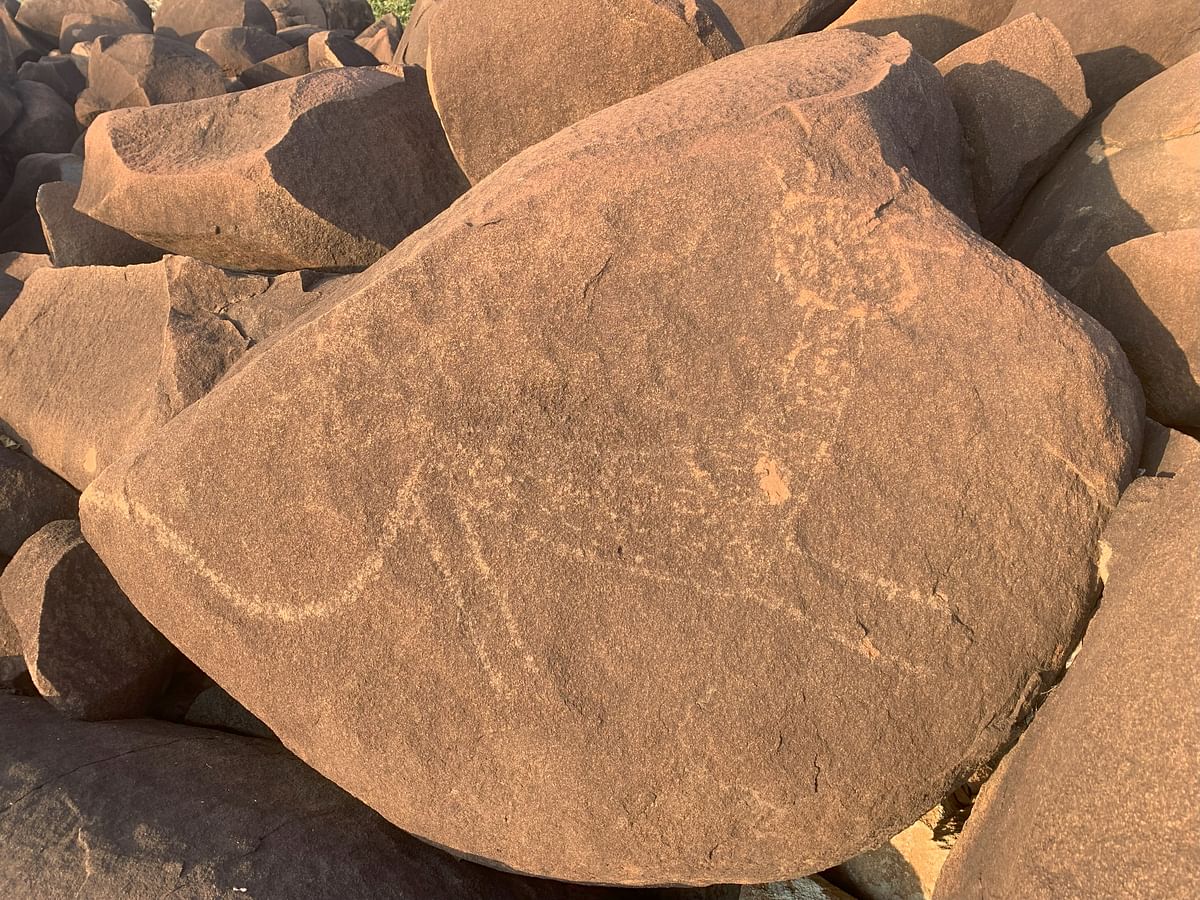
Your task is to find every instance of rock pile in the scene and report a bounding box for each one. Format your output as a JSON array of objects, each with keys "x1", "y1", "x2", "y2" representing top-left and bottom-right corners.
[{"x1": 0, "y1": 1, "x2": 1197, "y2": 897}]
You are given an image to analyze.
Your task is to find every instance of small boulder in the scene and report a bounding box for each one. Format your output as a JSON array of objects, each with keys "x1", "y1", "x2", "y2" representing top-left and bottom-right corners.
[
  {"x1": 14, "y1": 0, "x2": 152, "y2": 47},
  {"x1": 0, "y1": 257, "x2": 259, "y2": 488},
  {"x1": 0, "y1": 520, "x2": 177, "y2": 720},
  {"x1": 935, "y1": 14, "x2": 1090, "y2": 239},
  {"x1": 0, "y1": 446, "x2": 79, "y2": 559},
  {"x1": 0, "y1": 250, "x2": 52, "y2": 316},
  {"x1": 392, "y1": 0, "x2": 439, "y2": 66},
  {"x1": 828, "y1": 0, "x2": 1014, "y2": 62},
  {"x1": 0, "y1": 4, "x2": 42, "y2": 68},
  {"x1": 0, "y1": 80, "x2": 79, "y2": 164},
  {"x1": 17, "y1": 55, "x2": 88, "y2": 104},
  {"x1": 36, "y1": 179, "x2": 163, "y2": 266},
  {"x1": 74, "y1": 32, "x2": 227, "y2": 127},
  {"x1": 427, "y1": 0, "x2": 741, "y2": 183},
  {"x1": 194, "y1": 24, "x2": 290, "y2": 78},
  {"x1": 318, "y1": 0, "x2": 373, "y2": 33},
  {"x1": 308, "y1": 27, "x2": 377, "y2": 69},
  {"x1": 238, "y1": 40, "x2": 308, "y2": 84},
  {"x1": 153, "y1": 0, "x2": 276, "y2": 43},
  {"x1": 0, "y1": 152, "x2": 81, "y2": 254},
  {"x1": 276, "y1": 21, "x2": 321, "y2": 46},
  {"x1": 1003, "y1": 52, "x2": 1200, "y2": 297},
  {"x1": 77, "y1": 67, "x2": 468, "y2": 271},
  {"x1": 716, "y1": 1, "x2": 854, "y2": 46},
  {"x1": 264, "y1": 0, "x2": 328, "y2": 30},
  {"x1": 1073, "y1": 230, "x2": 1200, "y2": 430},
  {"x1": 355, "y1": 12, "x2": 401, "y2": 64},
  {"x1": 59, "y1": 11, "x2": 148, "y2": 51}
]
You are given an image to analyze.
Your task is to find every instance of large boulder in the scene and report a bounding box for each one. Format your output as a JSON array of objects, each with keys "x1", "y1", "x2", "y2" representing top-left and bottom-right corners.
[
  {"x1": 1004, "y1": 0, "x2": 1200, "y2": 114},
  {"x1": 194, "y1": 24, "x2": 290, "y2": 78},
  {"x1": 0, "y1": 80, "x2": 78, "y2": 164},
  {"x1": 238, "y1": 41, "x2": 309, "y2": 85},
  {"x1": 392, "y1": 0, "x2": 439, "y2": 66},
  {"x1": 14, "y1": 0, "x2": 152, "y2": 46},
  {"x1": 74, "y1": 32, "x2": 227, "y2": 127},
  {"x1": 1003, "y1": 53, "x2": 1200, "y2": 298},
  {"x1": 76, "y1": 67, "x2": 468, "y2": 271},
  {"x1": 308, "y1": 27, "x2": 378, "y2": 69},
  {"x1": 0, "y1": 250, "x2": 50, "y2": 316},
  {"x1": 0, "y1": 695, "x2": 655, "y2": 900},
  {"x1": 356, "y1": 13, "x2": 403, "y2": 64},
  {"x1": 79, "y1": 32, "x2": 1140, "y2": 886},
  {"x1": 153, "y1": 0, "x2": 276, "y2": 43},
  {"x1": 934, "y1": 430, "x2": 1200, "y2": 900},
  {"x1": 0, "y1": 257, "x2": 260, "y2": 488},
  {"x1": 1073, "y1": 231, "x2": 1200, "y2": 430},
  {"x1": 0, "y1": 447, "x2": 79, "y2": 559},
  {"x1": 16, "y1": 56, "x2": 87, "y2": 104},
  {"x1": 0, "y1": 152, "x2": 81, "y2": 254},
  {"x1": 426, "y1": 0, "x2": 740, "y2": 183},
  {"x1": 935, "y1": 14, "x2": 1090, "y2": 240},
  {"x1": 58, "y1": 11, "x2": 147, "y2": 52},
  {"x1": 0, "y1": 520, "x2": 177, "y2": 719},
  {"x1": 36, "y1": 179, "x2": 163, "y2": 266},
  {"x1": 827, "y1": 0, "x2": 1013, "y2": 62},
  {"x1": 715, "y1": 1, "x2": 854, "y2": 45}
]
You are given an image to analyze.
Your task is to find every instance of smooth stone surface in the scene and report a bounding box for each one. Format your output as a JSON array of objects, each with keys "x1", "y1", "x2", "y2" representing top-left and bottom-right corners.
[
  {"x1": 828, "y1": 0, "x2": 1013, "y2": 62},
  {"x1": 427, "y1": 0, "x2": 740, "y2": 183},
  {"x1": 79, "y1": 32, "x2": 1140, "y2": 886},
  {"x1": 77, "y1": 66, "x2": 468, "y2": 271},
  {"x1": 0, "y1": 152, "x2": 81, "y2": 255},
  {"x1": 36, "y1": 179, "x2": 163, "y2": 266},
  {"x1": 0, "y1": 520, "x2": 176, "y2": 719},
  {"x1": 934, "y1": 431, "x2": 1200, "y2": 900},
  {"x1": 0, "y1": 446, "x2": 79, "y2": 558},
  {"x1": 17, "y1": 55, "x2": 87, "y2": 104},
  {"x1": 935, "y1": 14, "x2": 1090, "y2": 240},
  {"x1": 1002, "y1": 52, "x2": 1200, "y2": 297}
]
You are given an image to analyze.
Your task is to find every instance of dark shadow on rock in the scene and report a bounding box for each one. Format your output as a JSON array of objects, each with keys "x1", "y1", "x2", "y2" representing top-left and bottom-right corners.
[
  {"x1": 822, "y1": 841, "x2": 927, "y2": 897},
  {"x1": 837, "y1": 15, "x2": 982, "y2": 61},
  {"x1": 1077, "y1": 45, "x2": 1164, "y2": 118}
]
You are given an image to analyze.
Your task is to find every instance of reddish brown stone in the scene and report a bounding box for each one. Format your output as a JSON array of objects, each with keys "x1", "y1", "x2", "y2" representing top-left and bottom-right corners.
[
  {"x1": 194, "y1": 24, "x2": 290, "y2": 78},
  {"x1": 828, "y1": 0, "x2": 1013, "y2": 62},
  {"x1": 0, "y1": 446, "x2": 79, "y2": 559},
  {"x1": 238, "y1": 41, "x2": 309, "y2": 84},
  {"x1": 308, "y1": 27, "x2": 377, "y2": 69},
  {"x1": 36, "y1": 179, "x2": 163, "y2": 266},
  {"x1": 0, "y1": 80, "x2": 79, "y2": 163},
  {"x1": 58, "y1": 11, "x2": 147, "y2": 52},
  {"x1": 356, "y1": 12, "x2": 402, "y2": 64},
  {"x1": 392, "y1": 0, "x2": 438, "y2": 66},
  {"x1": 15, "y1": 0, "x2": 151, "y2": 46},
  {"x1": 716, "y1": 1, "x2": 853, "y2": 46},
  {"x1": 153, "y1": 0, "x2": 276, "y2": 43}
]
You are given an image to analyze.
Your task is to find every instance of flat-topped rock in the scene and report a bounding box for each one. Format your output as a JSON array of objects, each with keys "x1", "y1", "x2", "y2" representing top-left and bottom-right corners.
[
  {"x1": 77, "y1": 66, "x2": 468, "y2": 271},
  {"x1": 427, "y1": 0, "x2": 740, "y2": 183},
  {"x1": 153, "y1": 0, "x2": 276, "y2": 43},
  {"x1": 195, "y1": 24, "x2": 290, "y2": 78},
  {"x1": 80, "y1": 31, "x2": 1139, "y2": 886},
  {"x1": 37, "y1": 179, "x2": 163, "y2": 266}
]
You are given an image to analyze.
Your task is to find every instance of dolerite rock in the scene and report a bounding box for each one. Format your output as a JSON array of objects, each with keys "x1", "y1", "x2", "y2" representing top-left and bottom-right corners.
[
  {"x1": 1072, "y1": 231, "x2": 1200, "y2": 430},
  {"x1": 153, "y1": 0, "x2": 276, "y2": 43},
  {"x1": 0, "y1": 696, "x2": 657, "y2": 900},
  {"x1": 14, "y1": 0, "x2": 152, "y2": 47},
  {"x1": 0, "y1": 587, "x2": 25, "y2": 690},
  {"x1": 36, "y1": 179, "x2": 163, "y2": 266},
  {"x1": 0, "y1": 79, "x2": 19, "y2": 132},
  {"x1": 276, "y1": 21, "x2": 321, "y2": 46},
  {"x1": 1, "y1": 5, "x2": 41, "y2": 68},
  {"x1": 826, "y1": 802, "x2": 960, "y2": 899},
  {"x1": 715, "y1": 1, "x2": 853, "y2": 45},
  {"x1": 309, "y1": 28, "x2": 378, "y2": 69},
  {"x1": 195, "y1": 25, "x2": 290, "y2": 78},
  {"x1": 0, "y1": 447, "x2": 79, "y2": 559},
  {"x1": 1004, "y1": 0, "x2": 1200, "y2": 114},
  {"x1": 77, "y1": 67, "x2": 468, "y2": 271},
  {"x1": 74, "y1": 32, "x2": 227, "y2": 127},
  {"x1": 0, "y1": 257, "x2": 259, "y2": 488},
  {"x1": 217, "y1": 268, "x2": 340, "y2": 345},
  {"x1": 827, "y1": 0, "x2": 1013, "y2": 62},
  {"x1": 79, "y1": 31, "x2": 1139, "y2": 885},
  {"x1": 59, "y1": 12, "x2": 148, "y2": 52},
  {"x1": 427, "y1": 0, "x2": 741, "y2": 183},
  {"x1": 1003, "y1": 53, "x2": 1200, "y2": 298},
  {"x1": 935, "y1": 15, "x2": 1090, "y2": 240},
  {"x1": 935, "y1": 432, "x2": 1200, "y2": 900},
  {"x1": 0, "y1": 152, "x2": 81, "y2": 254},
  {"x1": 0, "y1": 80, "x2": 78, "y2": 163},
  {"x1": 17, "y1": 55, "x2": 88, "y2": 104},
  {"x1": 356, "y1": 12, "x2": 402, "y2": 64},
  {"x1": 0, "y1": 520, "x2": 177, "y2": 719},
  {"x1": 238, "y1": 41, "x2": 309, "y2": 85},
  {"x1": 740, "y1": 880, "x2": 855, "y2": 899},
  {"x1": 0, "y1": 250, "x2": 51, "y2": 315},
  {"x1": 393, "y1": 0, "x2": 439, "y2": 66},
  {"x1": 265, "y1": 0, "x2": 328, "y2": 30}
]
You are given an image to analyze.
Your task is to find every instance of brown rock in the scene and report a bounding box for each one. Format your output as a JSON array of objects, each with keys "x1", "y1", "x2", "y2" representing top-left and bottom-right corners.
[
  {"x1": 0, "y1": 250, "x2": 52, "y2": 315},
  {"x1": 217, "y1": 268, "x2": 339, "y2": 345},
  {"x1": 0, "y1": 80, "x2": 79, "y2": 163},
  {"x1": 77, "y1": 67, "x2": 468, "y2": 271},
  {"x1": 739, "y1": 879, "x2": 856, "y2": 899},
  {"x1": 17, "y1": 55, "x2": 88, "y2": 104},
  {"x1": 825, "y1": 803, "x2": 961, "y2": 899},
  {"x1": 935, "y1": 14, "x2": 1090, "y2": 240},
  {"x1": 59, "y1": 12, "x2": 148, "y2": 52},
  {"x1": 318, "y1": 0, "x2": 373, "y2": 33},
  {"x1": 356, "y1": 12, "x2": 402, "y2": 64},
  {"x1": 195, "y1": 24, "x2": 290, "y2": 78},
  {"x1": 0, "y1": 4, "x2": 41, "y2": 68},
  {"x1": 238, "y1": 41, "x2": 309, "y2": 84},
  {"x1": 153, "y1": 0, "x2": 276, "y2": 43},
  {"x1": 265, "y1": 0, "x2": 328, "y2": 30},
  {"x1": 0, "y1": 79, "x2": 19, "y2": 135},
  {"x1": 0, "y1": 446, "x2": 79, "y2": 559},
  {"x1": 0, "y1": 583, "x2": 25, "y2": 689},
  {"x1": 715, "y1": 1, "x2": 853, "y2": 45},
  {"x1": 828, "y1": 0, "x2": 1013, "y2": 62},
  {"x1": 1072, "y1": 231, "x2": 1200, "y2": 429},
  {"x1": 393, "y1": 0, "x2": 438, "y2": 66},
  {"x1": 1004, "y1": 0, "x2": 1200, "y2": 114},
  {"x1": 427, "y1": 0, "x2": 741, "y2": 183},
  {"x1": 79, "y1": 31, "x2": 1139, "y2": 886},
  {"x1": 308, "y1": 27, "x2": 378, "y2": 69},
  {"x1": 74, "y1": 32, "x2": 227, "y2": 127},
  {"x1": 934, "y1": 431, "x2": 1200, "y2": 900},
  {"x1": 15, "y1": 0, "x2": 152, "y2": 46},
  {"x1": 36, "y1": 179, "x2": 163, "y2": 266},
  {"x1": 1002, "y1": 53, "x2": 1200, "y2": 298},
  {"x1": 276, "y1": 21, "x2": 321, "y2": 45},
  {"x1": 0, "y1": 257, "x2": 259, "y2": 488},
  {"x1": 0, "y1": 694, "x2": 655, "y2": 900},
  {"x1": 0, "y1": 152, "x2": 81, "y2": 255},
  {"x1": 0, "y1": 520, "x2": 176, "y2": 719}
]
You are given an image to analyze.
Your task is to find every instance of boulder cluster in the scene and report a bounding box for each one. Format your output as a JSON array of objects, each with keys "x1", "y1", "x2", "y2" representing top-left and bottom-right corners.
[{"x1": 0, "y1": 1, "x2": 1197, "y2": 898}]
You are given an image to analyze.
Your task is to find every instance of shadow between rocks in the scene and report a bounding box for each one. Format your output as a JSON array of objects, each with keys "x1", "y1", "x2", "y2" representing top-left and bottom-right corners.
[
  {"x1": 835, "y1": 15, "x2": 982, "y2": 61},
  {"x1": 1077, "y1": 45, "x2": 1164, "y2": 118}
]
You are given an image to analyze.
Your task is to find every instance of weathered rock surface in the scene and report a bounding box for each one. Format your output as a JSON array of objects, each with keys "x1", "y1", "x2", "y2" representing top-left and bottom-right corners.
[
  {"x1": 356, "y1": 12, "x2": 402, "y2": 64},
  {"x1": 309, "y1": 27, "x2": 378, "y2": 69},
  {"x1": 77, "y1": 66, "x2": 468, "y2": 271},
  {"x1": 826, "y1": 802, "x2": 962, "y2": 899},
  {"x1": 392, "y1": 0, "x2": 438, "y2": 66},
  {"x1": 1, "y1": 4, "x2": 41, "y2": 69},
  {"x1": 1073, "y1": 230, "x2": 1200, "y2": 429},
  {"x1": 239, "y1": 41, "x2": 308, "y2": 84},
  {"x1": 716, "y1": 1, "x2": 853, "y2": 45},
  {"x1": 0, "y1": 80, "x2": 78, "y2": 162},
  {"x1": 0, "y1": 520, "x2": 176, "y2": 719},
  {"x1": 17, "y1": 55, "x2": 87, "y2": 104},
  {"x1": 318, "y1": 0, "x2": 373, "y2": 32},
  {"x1": 935, "y1": 14, "x2": 1090, "y2": 240},
  {"x1": 1003, "y1": 53, "x2": 1200, "y2": 298},
  {"x1": 0, "y1": 257, "x2": 257, "y2": 488},
  {"x1": 1004, "y1": 0, "x2": 1200, "y2": 114},
  {"x1": 0, "y1": 586, "x2": 25, "y2": 689},
  {"x1": 739, "y1": 880, "x2": 855, "y2": 899},
  {"x1": 0, "y1": 152, "x2": 81, "y2": 254},
  {"x1": 427, "y1": 0, "x2": 741, "y2": 183},
  {"x1": 153, "y1": 0, "x2": 276, "y2": 43},
  {"x1": 935, "y1": 431, "x2": 1200, "y2": 900},
  {"x1": 74, "y1": 32, "x2": 227, "y2": 127},
  {"x1": 828, "y1": 0, "x2": 1012, "y2": 62},
  {"x1": 36, "y1": 179, "x2": 163, "y2": 266},
  {"x1": 0, "y1": 695, "x2": 656, "y2": 900},
  {"x1": 15, "y1": 0, "x2": 151, "y2": 46},
  {"x1": 59, "y1": 11, "x2": 147, "y2": 52},
  {"x1": 0, "y1": 251, "x2": 50, "y2": 316},
  {"x1": 195, "y1": 24, "x2": 290, "y2": 78},
  {"x1": 79, "y1": 32, "x2": 1140, "y2": 886},
  {"x1": 0, "y1": 446, "x2": 79, "y2": 559}
]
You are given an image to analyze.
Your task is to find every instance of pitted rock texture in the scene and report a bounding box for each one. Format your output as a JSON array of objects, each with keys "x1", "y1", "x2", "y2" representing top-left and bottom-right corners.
[
  {"x1": 153, "y1": 0, "x2": 276, "y2": 43},
  {"x1": 0, "y1": 446, "x2": 79, "y2": 558},
  {"x1": 79, "y1": 32, "x2": 1140, "y2": 886},
  {"x1": 827, "y1": 0, "x2": 1013, "y2": 62},
  {"x1": 715, "y1": 1, "x2": 853, "y2": 45},
  {"x1": 14, "y1": 0, "x2": 151, "y2": 46}
]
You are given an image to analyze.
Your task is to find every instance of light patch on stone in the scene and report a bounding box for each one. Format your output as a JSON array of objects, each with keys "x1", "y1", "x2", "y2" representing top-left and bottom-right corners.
[{"x1": 754, "y1": 455, "x2": 791, "y2": 505}]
